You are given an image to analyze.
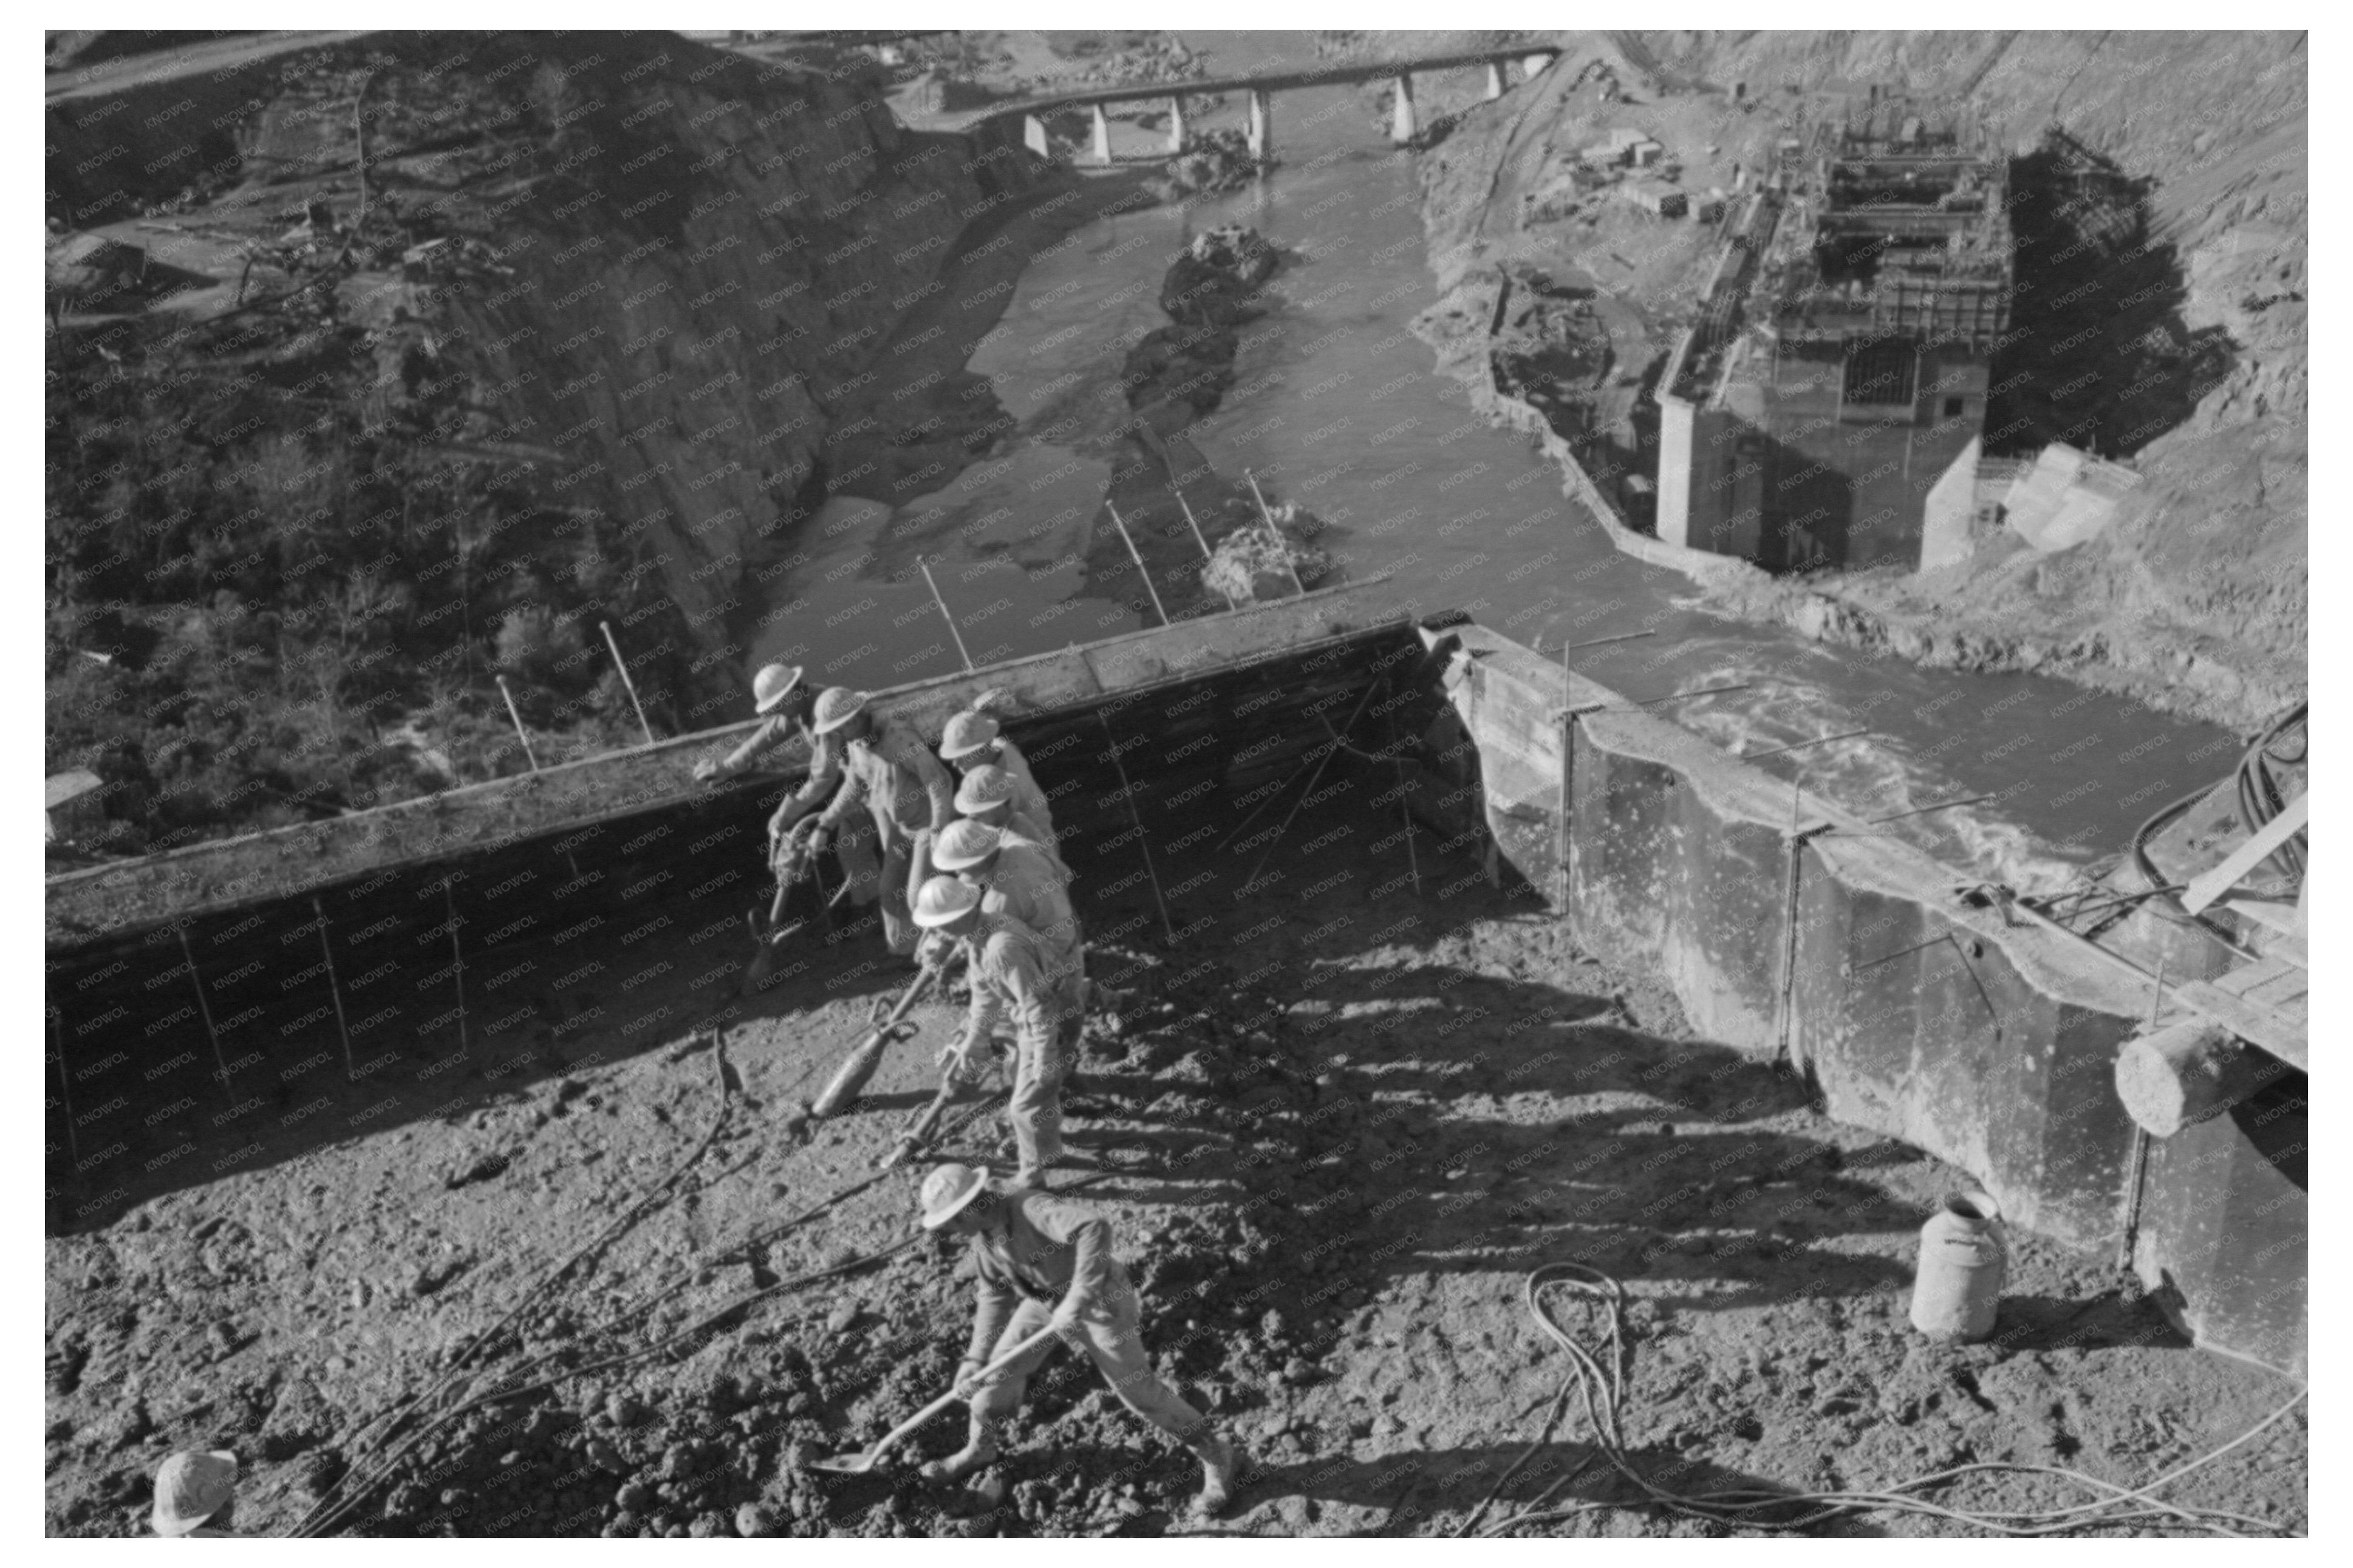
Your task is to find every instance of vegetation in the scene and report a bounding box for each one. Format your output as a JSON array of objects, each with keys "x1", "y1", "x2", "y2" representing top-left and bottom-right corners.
[{"x1": 45, "y1": 48, "x2": 711, "y2": 857}]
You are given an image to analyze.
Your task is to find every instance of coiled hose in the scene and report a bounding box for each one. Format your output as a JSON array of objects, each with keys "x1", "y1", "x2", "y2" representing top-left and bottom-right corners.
[{"x1": 1459, "y1": 1264, "x2": 2304, "y2": 1539}]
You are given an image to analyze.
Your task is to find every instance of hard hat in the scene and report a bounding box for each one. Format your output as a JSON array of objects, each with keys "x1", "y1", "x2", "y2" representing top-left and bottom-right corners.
[
  {"x1": 752, "y1": 663, "x2": 804, "y2": 715},
  {"x1": 940, "y1": 710, "x2": 1001, "y2": 760},
  {"x1": 912, "y1": 875, "x2": 983, "y2": 927},
  {"x1": 919, "y1": 1163, "x2": 991, "y2": 1230},
  {"x1": 151, "y1": 1450, "x2": 239, "y2": 1537},
  {"x1": 811, "y1": 687, "x2": 869, "y2": 735},
  {"x1": 932, "y1": 818, "x2": 1002, "y2": 872},
  {"x1": 954, "y1": 764, "x2": 1018, "y2": 816}
]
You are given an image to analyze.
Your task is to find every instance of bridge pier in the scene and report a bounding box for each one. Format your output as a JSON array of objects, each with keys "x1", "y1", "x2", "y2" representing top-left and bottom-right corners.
[
  {"x1": 1390, "y1": 74, "x2": 1417, "y2": 145},
  {"x1": 1090, "y1": 103, "x2": 1113, "y2": 165},
  {"x1": 1024, "y1": 114, "x2": 1050, "y2": 159},
  {"x1": 1522, "y1": 52, "x2": 1554, "y2": 81},
  {"x1": 1167, "y1": 93, "x2": 1187, "y2": 153},
  {"x1": 1485, "y1": 62, "x2": 1506, "y2": 101},
  {"x1": 1246, "y1": 88, "x2": 1272, "y2": 161}
]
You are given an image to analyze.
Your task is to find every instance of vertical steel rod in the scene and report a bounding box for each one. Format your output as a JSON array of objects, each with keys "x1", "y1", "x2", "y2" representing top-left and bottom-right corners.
[
  {"x1": 1244, "y1": 469, "x2": 1309, "y2": 596},
  {"x1": 1398, "y1": 761, "x2": 1422, "y2": 897},
  {"x1": 1097, "y1": 714, "x2": 1176, "y2": 944},
  {"x1": 1176, "y1": 492, "x2": 1241, "y2": 610},
  {"x1": 312, "y1": 894, "x2": 357, "y2": 1082},
  {"x1": 445, "y1": 877, "x2": 469, "y2": 1059},
  {"x1": 49, "y1": 1007, "x2": 80, "y2": 1169},
  {"x1": 496, "y1": 675, "x2": 541, "y2": 771},
  {"x1": 1105, "y1": 504, "x2": 1171, "y2": 627},
  {"x1": 1555, "y1": 642, "x2": 1573, "y2": 918},
  {"x1": 600, "y1": 619, "x2": 657, "y2": 746},
  {"x1": 176, "y1": 924, "x2": 237, "y2": 1106},
  {"x1": 918, "y1": 559, "x2": 976, "y2": 672}
]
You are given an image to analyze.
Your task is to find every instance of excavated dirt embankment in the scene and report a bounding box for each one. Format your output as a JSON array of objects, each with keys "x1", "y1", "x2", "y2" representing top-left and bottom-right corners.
[
  {"x1": 1399, "y1": 29, "x2": 2304, "y2": 734},
  {"x1": 44, "y1": 808, "x2": 2306, "y2": 1538}
]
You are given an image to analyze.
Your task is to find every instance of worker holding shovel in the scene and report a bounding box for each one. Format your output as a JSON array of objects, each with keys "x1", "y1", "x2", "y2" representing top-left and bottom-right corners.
[
  {"x1": 913, "y1": 877, "x2": 1083, "y2": 1189},
  {"x1": 914, "y1": 1162, "x2": 1244, "y2": 1519}
]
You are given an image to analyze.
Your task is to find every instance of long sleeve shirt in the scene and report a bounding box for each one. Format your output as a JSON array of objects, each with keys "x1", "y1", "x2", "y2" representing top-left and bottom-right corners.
[
  {"x1": 818, "y1": 715, "x2": 957, "y2": 842},
  {"x1": 973, "y1": 842, "x2": 1083, "y2": 983},
  {"x1": 956, "y1": 911, "x2": 1081, "y2": 1061},
  {"x1": 965, "y1": 1189, "x2": 1117, "y2": 1360},
  {"x1": 718, "y1": 717, "x2": 842, "y2": 829}
]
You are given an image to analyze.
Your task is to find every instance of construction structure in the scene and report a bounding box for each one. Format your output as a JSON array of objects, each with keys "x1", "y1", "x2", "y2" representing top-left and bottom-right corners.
[{"x1": 1654, "y1": 92, "x2": 2014, "y2": 571}]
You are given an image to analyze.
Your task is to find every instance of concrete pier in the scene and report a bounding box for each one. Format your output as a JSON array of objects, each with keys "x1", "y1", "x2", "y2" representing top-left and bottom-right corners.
[
  {"x1": 1247, "y1": 87, "x2": 1272, "y2": 160},
  {"x1": 1523, "y1": 53, "x2": 1553, "y2": 81},
  {"x1": 1023, "y1": 113, "x2": 1050, "y2": 159},
  {"x1": 1090, "y1": 102, "x2": 1112, "y2": 165},
  {"x1": 1390, "y1": 73, "x2": 1417, "y2": 144},
  {"x1": 1166, "y1": 92, "x2": 1187, "y2": 153},
  {"x1": 1485, "y1": 61, "x2": 1507, "y2": 100}
]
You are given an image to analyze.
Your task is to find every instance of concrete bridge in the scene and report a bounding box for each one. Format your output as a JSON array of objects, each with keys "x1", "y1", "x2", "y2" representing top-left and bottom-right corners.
[{"x1": 967, "y1": 44, "x2": 1564, "y2": 165}]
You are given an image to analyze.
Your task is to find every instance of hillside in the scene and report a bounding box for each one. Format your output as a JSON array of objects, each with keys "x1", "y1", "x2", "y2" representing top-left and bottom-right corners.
[{"x1": 45, "y1": 32, "x2": 1053, "y2": 853}]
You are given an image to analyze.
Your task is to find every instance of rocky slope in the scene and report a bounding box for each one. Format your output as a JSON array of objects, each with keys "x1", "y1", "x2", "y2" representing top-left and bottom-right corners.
[
  {"x1": 46, "y1": 31, "x2": 1053, "y2": 846},
  {"x1": 1403, "y1": 30, "x2": 2305, "y2": 732}
]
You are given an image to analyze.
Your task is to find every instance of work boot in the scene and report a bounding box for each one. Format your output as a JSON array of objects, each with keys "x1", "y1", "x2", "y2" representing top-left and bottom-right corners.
[
  {"x1": 1190, "y1": 1432, "x2": 1244, "y2": 1519},
  {"x1": 919, "y1": 1418, "x2": 999, "y2": 1484}
]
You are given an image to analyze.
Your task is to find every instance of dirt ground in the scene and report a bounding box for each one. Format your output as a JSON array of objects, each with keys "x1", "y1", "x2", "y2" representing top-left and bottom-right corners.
[{"x1": 43, "y1": 811, "x2": 2307, "y2": 1539}]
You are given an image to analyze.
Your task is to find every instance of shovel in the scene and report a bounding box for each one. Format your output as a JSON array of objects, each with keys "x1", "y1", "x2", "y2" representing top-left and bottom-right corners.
[{"x1": 806, "y1": 1323, "x2": 1061, "y2": 1474}]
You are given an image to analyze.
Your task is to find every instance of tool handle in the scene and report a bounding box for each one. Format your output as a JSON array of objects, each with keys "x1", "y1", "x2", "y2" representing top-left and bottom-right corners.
[{"x1": 871, "y1": 1324, "x2": 1061, "y2": 1462}]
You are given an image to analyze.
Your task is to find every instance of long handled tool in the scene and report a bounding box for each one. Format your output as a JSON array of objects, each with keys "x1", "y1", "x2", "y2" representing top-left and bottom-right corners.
[
  {"x1": 743, "y1": 820, "x2": 843, "y2": 995},
  {"x1": 807, "y1": 1324, "x2": 1060, "y2": 1474},
  {"x1": 809, "y1": 961, "x2": 944, "y2": 1118}
]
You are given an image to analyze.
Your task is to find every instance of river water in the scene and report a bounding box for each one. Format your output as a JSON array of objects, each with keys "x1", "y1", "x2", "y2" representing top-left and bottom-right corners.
[{"x1": 760, "y1": 31, "x2": 2228, "y2": 892}]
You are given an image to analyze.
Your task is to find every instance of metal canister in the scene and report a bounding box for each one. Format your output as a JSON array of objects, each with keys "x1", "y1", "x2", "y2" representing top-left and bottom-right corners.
[{"x1": 1908, "y1": 1189, "x2": 2008, "y2": 1343}]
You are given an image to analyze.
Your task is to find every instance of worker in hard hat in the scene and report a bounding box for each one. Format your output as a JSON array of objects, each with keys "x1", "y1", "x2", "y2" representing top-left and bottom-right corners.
[
  {"x1": 914, "y1": 876, "x2": 1080, "y2": 1188},
  {"x1": 807, "y1": 687, "x2": 959, "y2": 957},
  {"x1": 937, "y1": 706, "x2": 1059, "y2": 854},
  {"x1": 932, "y1": 818, "x2": 1083, "y2": 987},
  {"x1": 150, "y1": 1449, "x2": 251, "y2": 1537},
  {"x1": 917, "y1": 1162, "x2": 1244, "y2": 1517},
  {"x1": 955, "y1": 764, "x2": 1071, "y2": 882},
  {"x1": 691, "y1": 663, "x2": 844, "y2": 864}
]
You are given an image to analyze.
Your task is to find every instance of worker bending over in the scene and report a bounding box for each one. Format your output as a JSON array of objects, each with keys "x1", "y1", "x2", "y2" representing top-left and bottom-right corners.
[
  {"x1": 932, "y1": 818, "x2": 1083, "y2": 986},
  {"x1": 917, "y1": 1163, "x2": 1242, "y2": 1517},
  {"x1": 914, "y1": 877, "x2": 1081, "y2": 1188},
  {"x1": 805, "y1": 687, "x2": 958, "y2": 957},
  {"x1": 692, "y1": 664, "x2": 844, "y2": 867},
  {"x1": 954, "y1": 765, "x2": 1071, "y2": 882},
  {"x1": 938, "y1": 707, "x2": 1059, "y2": 855}
]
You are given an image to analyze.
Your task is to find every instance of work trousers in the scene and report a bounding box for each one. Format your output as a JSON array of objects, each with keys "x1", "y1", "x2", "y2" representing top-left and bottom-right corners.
[
  {"x1": 1005, "y1": 1011, "x2": 1080, "y2": 1185},
  {"x1": 830, "y1": 814, "x2": 918, "y2": 955},
  {"x1": 971, "y1": 1276, "x2": 1209, "y2": 1445}
]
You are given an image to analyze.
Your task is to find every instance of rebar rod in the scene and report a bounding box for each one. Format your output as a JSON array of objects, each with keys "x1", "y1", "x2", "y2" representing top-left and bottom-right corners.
[
  {"x1": 600, "y1": 619, "x2": 657, "y2": 746},
  {"x1": 1105, "y1": 504, "x2": 1171, "y2": 627},
  {"x1": 918, "y1": 559, "x2": 976, "y2": 672},
  {"x1": 312, "y1": 895, "x2": 358, "y2": 1082},
  {"x1": 176, "y1": 924, "x2": 238, "y2": 1107}
]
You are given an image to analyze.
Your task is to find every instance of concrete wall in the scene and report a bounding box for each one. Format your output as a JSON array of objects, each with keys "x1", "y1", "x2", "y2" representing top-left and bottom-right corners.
[
  {"x1": 1917, "y1": 435, "x2": 1983, "y2": 573},
  {"x1": 1434, "y1": 623, "x2": 2305, "y2": 1374}
]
